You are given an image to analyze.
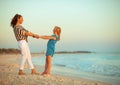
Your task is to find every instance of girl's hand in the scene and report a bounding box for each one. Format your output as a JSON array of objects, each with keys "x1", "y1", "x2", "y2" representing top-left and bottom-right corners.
[{"x1": 39, "y1": 36, "x2": 42, "y2": 38}]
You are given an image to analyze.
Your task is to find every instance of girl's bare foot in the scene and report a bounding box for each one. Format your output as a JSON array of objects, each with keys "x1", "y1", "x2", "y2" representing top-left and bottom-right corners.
[
  {"x1": 41, "y1": 71, "x2": 47, "y2": 75},
  {"x1": 43, "y1": 73, "x2": 50, "y2": 77}
]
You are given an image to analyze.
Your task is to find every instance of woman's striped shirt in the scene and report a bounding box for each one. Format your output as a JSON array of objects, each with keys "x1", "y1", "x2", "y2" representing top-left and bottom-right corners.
[{"x1": 13, "y1": 25, "x2": 29, "y2": 42}]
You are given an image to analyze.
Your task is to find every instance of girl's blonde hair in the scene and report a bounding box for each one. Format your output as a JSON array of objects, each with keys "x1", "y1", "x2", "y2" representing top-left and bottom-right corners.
[{"x1": 54, "y1": 26, "x2": 61, "y2": 41}]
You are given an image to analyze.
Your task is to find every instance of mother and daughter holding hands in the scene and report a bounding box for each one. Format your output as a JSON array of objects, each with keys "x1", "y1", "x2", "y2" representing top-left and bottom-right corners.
[{"x1": 10, "y1": 14, "x2": 61, "y2": 76}]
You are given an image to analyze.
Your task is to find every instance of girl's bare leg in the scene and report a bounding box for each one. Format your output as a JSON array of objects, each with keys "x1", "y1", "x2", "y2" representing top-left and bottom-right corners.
[
  {"x1": 41, "y1": 57, "x2": 48, "y2": 75},
  {"x1": 46, "y1": 56, "x2": 52, "y2": 75},
  {"x1": 41, "y1": 56, "x2": 52, "y2": 76}
]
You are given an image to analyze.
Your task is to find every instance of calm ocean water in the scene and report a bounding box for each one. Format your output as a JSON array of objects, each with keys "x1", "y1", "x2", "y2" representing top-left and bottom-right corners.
[{"x1": 32, "y1": 53, "x2": 120, "y2": 85}]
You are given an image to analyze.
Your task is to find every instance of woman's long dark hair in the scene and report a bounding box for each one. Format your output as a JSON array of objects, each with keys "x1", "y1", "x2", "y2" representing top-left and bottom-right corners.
[{"x1": 10, "y1": 14, "x2": 22, "y2": 28}]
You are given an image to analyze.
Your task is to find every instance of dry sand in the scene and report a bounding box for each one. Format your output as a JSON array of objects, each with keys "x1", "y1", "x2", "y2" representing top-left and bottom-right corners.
[{"x1": 0, "y1": 54, "x2": 111, "y2": 85}]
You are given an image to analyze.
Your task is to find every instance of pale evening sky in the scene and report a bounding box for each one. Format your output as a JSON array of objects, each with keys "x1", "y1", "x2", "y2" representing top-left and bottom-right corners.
[{"x1": 0, "y1": 0, "x2": 120, "y2": 52}]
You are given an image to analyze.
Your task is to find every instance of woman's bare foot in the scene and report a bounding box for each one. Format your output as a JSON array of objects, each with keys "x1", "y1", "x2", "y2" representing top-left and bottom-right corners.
[
  {"x1": 18, "y1": 70, "x2": 25, "y2": 75},
  {"x1": 31, "y1": 69, "x2": 39, "y2": 75}
]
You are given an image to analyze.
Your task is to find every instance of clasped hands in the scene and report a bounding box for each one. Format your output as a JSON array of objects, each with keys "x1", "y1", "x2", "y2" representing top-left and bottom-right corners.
[{"x1": 33, "y1": 34, "x2": 40, "y2": 39}]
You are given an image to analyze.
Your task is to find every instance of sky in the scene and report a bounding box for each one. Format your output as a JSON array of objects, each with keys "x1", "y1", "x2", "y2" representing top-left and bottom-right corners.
[{"x1": 0, "y1": 0, "x2": 120, "y2": 52}]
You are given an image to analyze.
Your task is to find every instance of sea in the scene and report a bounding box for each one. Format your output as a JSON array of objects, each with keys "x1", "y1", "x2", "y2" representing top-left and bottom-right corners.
[{"x1": 32, "y1": 53, "x2": 120, "y2": 85}]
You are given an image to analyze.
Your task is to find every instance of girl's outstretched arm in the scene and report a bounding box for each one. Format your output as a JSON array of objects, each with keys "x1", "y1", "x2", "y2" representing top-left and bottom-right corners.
[{"x1": 39, "y1": 35, "x2": 56, "y2": 40}]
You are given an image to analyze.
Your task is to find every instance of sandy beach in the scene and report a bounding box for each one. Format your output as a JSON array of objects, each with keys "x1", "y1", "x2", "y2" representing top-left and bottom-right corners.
[{"x1": 0, "y1": 54, "x2": 111, "y2": 85}]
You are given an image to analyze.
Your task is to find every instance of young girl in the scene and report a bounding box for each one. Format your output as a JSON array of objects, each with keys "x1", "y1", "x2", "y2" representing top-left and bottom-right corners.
[{"x1": 39, "y1": 26, "x2": 61, "y2": 76}]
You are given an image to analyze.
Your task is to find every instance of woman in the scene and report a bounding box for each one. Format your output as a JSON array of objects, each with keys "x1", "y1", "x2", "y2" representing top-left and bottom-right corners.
[{"x1": 10, "y1": 14, "x2": 39, "y2": 75}]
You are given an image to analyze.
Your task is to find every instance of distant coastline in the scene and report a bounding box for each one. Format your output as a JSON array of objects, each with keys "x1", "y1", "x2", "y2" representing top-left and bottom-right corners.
[
  {"x1": 0, "y1": 48, "x2": 20, "y2": 54},
  {"x1": 55, "y1": 51, "x2": 93, "y2": 54},
  {"x1": 0, "y1": 48, "x2": 93, "y2": 54}
]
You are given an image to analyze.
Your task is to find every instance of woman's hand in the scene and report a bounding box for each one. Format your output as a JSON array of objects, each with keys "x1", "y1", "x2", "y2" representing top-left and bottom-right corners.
[
  {"x1": 33, "y1": 34, "x2": 40, "y2": 39},
  {"x1": 25, "y1": 31, "x2": 39, "y2": 39}
]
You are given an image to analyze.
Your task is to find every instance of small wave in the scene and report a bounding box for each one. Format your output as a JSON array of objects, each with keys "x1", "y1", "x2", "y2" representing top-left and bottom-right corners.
[
  {"x1": 77, "y1": 64, "x2": 120, "y2": 77},
  {"x1": 54, "y1": 64, "x2": 66, "y2": 67}
]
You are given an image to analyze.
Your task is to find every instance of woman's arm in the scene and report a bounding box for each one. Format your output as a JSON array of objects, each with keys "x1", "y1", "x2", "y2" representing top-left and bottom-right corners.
[
  {"x1": 25, "y1": 31, "x2": 39, "y2": 38},
  {"x1": 39, "y1": 35, "x2": 56, "y2": 40}
]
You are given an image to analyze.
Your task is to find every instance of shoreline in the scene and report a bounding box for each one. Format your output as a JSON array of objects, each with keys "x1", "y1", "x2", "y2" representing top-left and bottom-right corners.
[{"x1": 0, "y1": 54, "x2": 111, "y2": 85}]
